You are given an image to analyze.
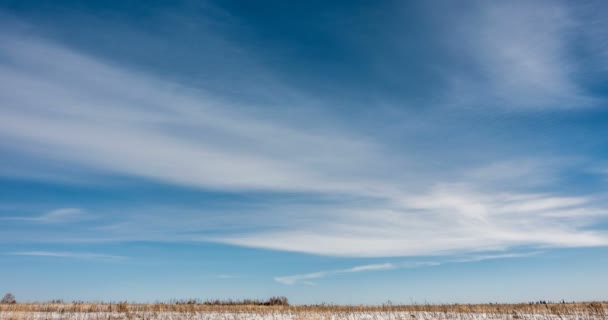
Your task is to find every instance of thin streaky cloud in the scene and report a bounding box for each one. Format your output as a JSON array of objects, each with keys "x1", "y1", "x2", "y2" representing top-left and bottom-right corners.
[
  {"x1": 450, "y1": 251, "x2": 544, "y2": 263},
  {"x1": 443, "y1": 1, "x2": 593, "y2": 109},
  {"x1": 275, "y1": 264, "x2": 394, "y2": 285},
  {"x1": 217, "y1": 187, "x2": 608, "y2": 257},
  {"x1": 275, "y1": 271, "x2": 329, "y2": 285},
  {"x1": 1, "y1": 0, "x2": 608, "y2": 259},
  {"x1": 0, "y1": 32, "x2": 383, "y2": 195},
  {"x1": 0, "y1": 207, "x2": 87, "y2": 223},
  {"x1": 342, "y1": 263, "x2": 396, "y2": 273},
  {"x1": 275, "y1": 254, "x2": 541, "y2": 285},
  {"x1": 7, "y1": 251, "x2": 127, "y2": 261}
]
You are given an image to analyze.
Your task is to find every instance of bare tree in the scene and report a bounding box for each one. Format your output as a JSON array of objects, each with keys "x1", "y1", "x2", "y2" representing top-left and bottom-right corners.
[{"x1": 1, "y1": 293, "x2": 16, "y2": 304}]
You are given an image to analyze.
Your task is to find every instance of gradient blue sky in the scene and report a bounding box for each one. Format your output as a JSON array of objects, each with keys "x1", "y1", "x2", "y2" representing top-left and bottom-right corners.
[{"x1": 1, "y1": 0, "x2": 608, "y2": 304}]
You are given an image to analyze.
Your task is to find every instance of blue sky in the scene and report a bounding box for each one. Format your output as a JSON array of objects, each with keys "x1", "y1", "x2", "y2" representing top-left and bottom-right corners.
[{"x1": 1, "y1": 0, "x2": 608, "y2": 304}]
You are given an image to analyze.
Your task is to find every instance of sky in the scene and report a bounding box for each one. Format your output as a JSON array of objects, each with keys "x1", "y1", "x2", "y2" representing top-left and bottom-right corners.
[{"x1": 1, "y1": 0, "x2": 608, "y2": 305}]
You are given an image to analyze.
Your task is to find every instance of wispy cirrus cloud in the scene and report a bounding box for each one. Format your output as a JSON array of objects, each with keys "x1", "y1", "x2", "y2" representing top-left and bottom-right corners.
[
  {"x1": 7, "y1": 251, "x2": 126, "y2": 261},
  {"x1": 217, "y1": 186, "x2": 608, "y2": 257},
  {"x1": 450, "y1": 251, "x2": 544, "y2": 263},
  {"x1": 274, "y1": 263, "x2": 398, "y2": 285},
  {"x1": 0, "y1": 31, "x2": 382, "y2": 195},
  {"x1": 1, "y1": 208, "x2": 87, "y2": 224},
  {"x1": 442, "y1": 0, "x2": 595, "y2": 109},
  {"x1": 275, "y1": 252, "x2": 542, "y2": 285},
  {"x1": 1, "y1": 0, "x2": 608, "y2": 260}
]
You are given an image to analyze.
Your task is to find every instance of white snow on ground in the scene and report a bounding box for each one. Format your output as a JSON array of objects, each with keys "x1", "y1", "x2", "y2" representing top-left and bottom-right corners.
[{"x1": 0, "y1": 311, "x2": 605, "y2": 320}]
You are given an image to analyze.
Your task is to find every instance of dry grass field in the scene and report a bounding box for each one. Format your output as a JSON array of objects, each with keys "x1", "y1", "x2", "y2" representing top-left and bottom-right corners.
[{"x1": 1, "y1": 302, "x2": 606, "y2": 320}]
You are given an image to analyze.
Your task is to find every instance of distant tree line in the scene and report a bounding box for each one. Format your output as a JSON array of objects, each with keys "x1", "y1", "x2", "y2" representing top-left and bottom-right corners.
[
  {"x1": 172, "y1": 296, "x2": 289, "y2": 306},
  {"x1": 1, "y1": 293, "x2": 291, "y2": 306}
]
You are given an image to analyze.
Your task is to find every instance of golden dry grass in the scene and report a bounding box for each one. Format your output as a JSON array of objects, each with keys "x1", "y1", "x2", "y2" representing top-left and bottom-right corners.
[{"x1": 0, "y1": 301, "x2": 606, "y2": 314}]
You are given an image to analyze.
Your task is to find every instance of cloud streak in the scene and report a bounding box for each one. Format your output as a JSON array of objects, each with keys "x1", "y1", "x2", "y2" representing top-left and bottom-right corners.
[
  {"x1": 450, "y1": 251, "x2": 544, "y2": 263},
  {"x1": 7, "y1": 251, "x2": 126, "y2": 261},
  {"x1": 0, "y1": 31, "x2": 384, "y2": 195},
  {"x1": 1, "y1": 208, "x2": 87, "y2": 224},
  {"x1": 1, "y1": 1, "x2": 608, "y2": 259},
  {"x1": 274, "y1": 263, "x2": 398, "y2": 285},
  {"x1": 275, "y1": 252, "x2": 541, "y2": 285},
  {"x1": 442, "y1": 0, "x2": 594, "y2": 109},
  {"x1": 217, "y1": 187, "x2": 608, "y2": 257}
]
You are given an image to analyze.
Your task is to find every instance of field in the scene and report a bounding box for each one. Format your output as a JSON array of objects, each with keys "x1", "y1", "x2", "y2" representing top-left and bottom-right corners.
[{"x1": 1, "y1": 302, "x2": 606, "y2": 320}]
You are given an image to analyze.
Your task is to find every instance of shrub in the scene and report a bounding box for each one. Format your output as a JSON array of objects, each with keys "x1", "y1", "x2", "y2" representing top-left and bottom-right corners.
[
  {"x1": 200, "y1": 297, "x2": 289, "y2": 306},
  {"x1": 1, "y1": 293, "x2": 16, "y2": 304},
  {"x1": 265, "y1": 296, "x2": 289, "y2": 306}
]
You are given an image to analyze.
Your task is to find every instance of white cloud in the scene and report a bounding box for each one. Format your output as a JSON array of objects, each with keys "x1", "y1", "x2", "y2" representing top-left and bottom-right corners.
[
  {"x1": 444, "y1": 1, "x2": 592, "y2": 109},
  {"x1": 1, "y1": 207, "x2": 87, "y2": 223},
  {"x1": 275, "y1": 271, "x2": 329, "y2": 285},
  {"x1": 275, "y1": 263, "x2": 396, "y2": 285},
  {"x1": 0, "y1": 29, "x2": 607, "y2": 258},
  {"x1": 38, "y1": 208, "x2": 85, "y2": 222},
  {"x1": 450, "y1": 251, "x2": 544, "y2": 263},
  {"x1": 275, "y1": 251, "x2": 550, "y2": 285},
  {"x1": 275, "y1": 262, "x2": 442, "y2": 285},
  {"x1": 7, "y1": 251, "x2": 126, "y2": 260},
  {"x1": 275, "y1": 253, "x2": 545, "y2": 285},
  {"x1": 217, "y1": 185, "x2": 608, "y2": 257},
  {"x1": 0, "y1": 32, "x2": 385, "y2": 195},
  {"x1": 342, "y1": 263, "x2": 395, "y2": 273}
]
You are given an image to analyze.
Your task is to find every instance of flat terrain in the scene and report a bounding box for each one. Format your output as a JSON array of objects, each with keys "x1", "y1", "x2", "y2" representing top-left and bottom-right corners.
[{"x1": 1, "y1": 303, "x2": 606, "y2": 320}]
